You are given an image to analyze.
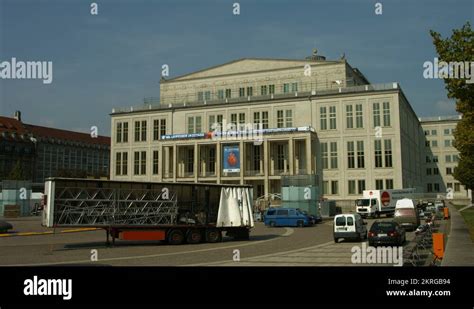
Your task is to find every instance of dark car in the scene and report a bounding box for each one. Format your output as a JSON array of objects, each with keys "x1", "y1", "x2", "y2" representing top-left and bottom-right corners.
[
  {"x1": 368, "y1": 221, "x2": 406, "y2": 247},
  {"x1": 300, "y1": 210, "x2": 321, "y2": 224},
  {"x1": 0, "y1": 220, "x2": 13, "y2": 233}
]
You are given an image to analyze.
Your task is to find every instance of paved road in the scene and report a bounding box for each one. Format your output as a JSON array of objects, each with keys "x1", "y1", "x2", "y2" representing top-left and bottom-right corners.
[
  {"x1": 193, "y1": 219, "x2": 420, "y2": 266},
  {"x1": 0, "y1": 217, "x2": 420, "y2": 266}
]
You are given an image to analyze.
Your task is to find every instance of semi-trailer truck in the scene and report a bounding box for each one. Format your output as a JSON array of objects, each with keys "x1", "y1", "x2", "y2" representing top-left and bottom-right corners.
[
  {"x1": 42, "y1": 178, "x2": 254, "y2": 245},
  {"x1": 355, "y1": 189, "x2": 416, "y2": 218}
]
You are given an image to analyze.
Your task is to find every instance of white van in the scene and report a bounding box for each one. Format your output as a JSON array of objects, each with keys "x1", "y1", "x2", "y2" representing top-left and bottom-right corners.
[
  {"x1": 394, "y1": 198, "x2": 420, "y2": 231},
  {"x1": 333, "y1": 213, "x2": 367, "y2": 243}
]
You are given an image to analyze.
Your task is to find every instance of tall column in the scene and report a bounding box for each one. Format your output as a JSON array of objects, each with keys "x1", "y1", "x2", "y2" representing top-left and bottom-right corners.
[
  {"x1": 288, "y1": 137, "x2": 294, "y2": 175},
  {"x1": 164, "y1": 146, "x2": 170, "y2": 178},
  {"x1": 295, "y1": 141, "x2": 300, "y2": 174},
  {"x1": 201, "y1": 146, "x2": 206, "y2": 178},
  {"x1": 269, "y1": 143, "x2": 274, "y2": 176},
  {"x1": 172, "y1": 144, "x2": 177, "y2": 182},
  {"x1": 306, "y1": 136, "x2": 312, "y2": 174},
  {"x1": 216, "y1": 141, "x2": 221, "y2": 184},
  {"x1": 158, "y1": 144, "x2": 163, "y2": 182},
  {"x1": 194, "y1": 142, "x2": 198, "y2": 182},
  {"x1": 240, "y1": 140, "x2": 244, "y2": 184},
  {"x1": 264, "y1": 139, "x2": 269, "y2": 197}
]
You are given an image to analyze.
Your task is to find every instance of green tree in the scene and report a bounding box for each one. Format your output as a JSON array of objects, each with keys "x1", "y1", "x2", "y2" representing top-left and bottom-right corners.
[{"x1": 430, "y1": 22, "x2": 474, "y2": 198}]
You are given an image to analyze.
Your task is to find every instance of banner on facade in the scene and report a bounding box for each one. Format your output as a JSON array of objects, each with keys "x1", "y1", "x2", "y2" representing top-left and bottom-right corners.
[{"x1": 223, "y1": 145, "x2": 240, "y2": 172}]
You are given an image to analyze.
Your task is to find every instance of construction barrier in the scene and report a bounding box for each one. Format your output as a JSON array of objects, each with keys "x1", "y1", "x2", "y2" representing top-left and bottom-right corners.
[
  {"x1": 443, "y1": 207, "x2": 450, "y2": 220},
  {"x1": 432, "y1": 232, "x2": 445, "y2": 259}
]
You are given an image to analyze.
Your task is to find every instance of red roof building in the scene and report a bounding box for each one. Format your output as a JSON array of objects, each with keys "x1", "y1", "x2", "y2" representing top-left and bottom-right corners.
[{"x1": 0, "y1": 111, "x2": 111, "y2": 182}]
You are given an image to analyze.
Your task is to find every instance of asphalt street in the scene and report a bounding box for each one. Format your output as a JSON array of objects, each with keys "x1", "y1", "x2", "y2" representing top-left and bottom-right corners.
[{"x1": 0, "y1": 217, "x2": 421, "y2": 266}]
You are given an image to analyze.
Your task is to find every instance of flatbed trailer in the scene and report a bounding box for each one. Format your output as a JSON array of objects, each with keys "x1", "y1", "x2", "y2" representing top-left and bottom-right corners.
[{"x1": 42, "y1": 178, "x2": 254, "y2": 245}]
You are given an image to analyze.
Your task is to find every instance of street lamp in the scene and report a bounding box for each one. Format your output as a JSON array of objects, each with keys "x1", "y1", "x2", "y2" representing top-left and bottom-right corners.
[{"x1": 30, "y1": 137, "x2": 37, "y2": 182}]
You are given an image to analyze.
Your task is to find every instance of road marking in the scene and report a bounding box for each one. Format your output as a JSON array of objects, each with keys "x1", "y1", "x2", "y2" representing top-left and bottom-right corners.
[
  {"x1": 281, "y1": 228, "x2": 293, "y2": 237},
  {"x1": 459, "y1": 204, "x2": 473, "y2": 212},
  {"x1": 60, "y1": 228, "x2": 99, "y2": 233},
  {"x1": 187, "y1": 240, "x2": 334, "y2": 266},
  {"x1": 5, "y1": 228, "x2": 294, "y2": 266},
  {"x1": 0, "y1": 228, "x2": 99, "y2": 237}
]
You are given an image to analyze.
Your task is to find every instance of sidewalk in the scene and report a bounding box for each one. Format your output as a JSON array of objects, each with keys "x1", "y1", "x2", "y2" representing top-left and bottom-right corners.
[{"x1": 442, "y1": 203, "x2": 474, "y2": 266}]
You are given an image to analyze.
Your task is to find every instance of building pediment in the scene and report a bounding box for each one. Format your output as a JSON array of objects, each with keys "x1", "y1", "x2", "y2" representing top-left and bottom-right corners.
[{"x1": 167, "y1": 58, "x2": 335, "y2": 81}]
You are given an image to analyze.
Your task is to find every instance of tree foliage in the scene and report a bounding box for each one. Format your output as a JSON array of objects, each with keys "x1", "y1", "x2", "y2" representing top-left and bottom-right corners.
[{"x1": 430, "y1": 22, "x2": 474, "y2": 192}]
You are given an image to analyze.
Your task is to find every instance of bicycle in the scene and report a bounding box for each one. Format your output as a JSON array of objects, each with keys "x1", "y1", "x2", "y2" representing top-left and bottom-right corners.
[
  {"x1": 429, "y1": 252, "x2": 442, "y2": 266},
  {"x1": 30, "y1": 203, "x2": 43, "y2": 216}
]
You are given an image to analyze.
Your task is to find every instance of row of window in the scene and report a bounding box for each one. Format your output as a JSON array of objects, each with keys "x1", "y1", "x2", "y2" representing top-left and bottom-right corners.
[
  {"x1": 37, "y1": 147, "x2": 109, "y2": 171},
  {"x1": 321, "y1": 139, "x2": 392, "y2": 169},
  {"x1": 116, "y1": 151, "x2": 160, "y2": 176},
  {"x1": 116, "y1": 119, "x2": 167, "y2": 143},
  {"x1": 198, "y1": 83, "x2": 297, "y2": 102},
  {"x1": 424, "y1": 128, "x2": 455, "y2": 136},
  {"x1": 426, "y1": 182, "x2": 462, "y2": 193},
  {"x1": 349, "y1": 179, "x2": 366, "y2": 195},
  {"x1": 117, "y1": 102, "x2": 392, "y2": 141},
  {"x1": 426, "y1": 167, "x2": 458, "y2": 176},
  {"x1": 425, "y1": 139, "x2": 454, "y2": 147},
  {"x1": 426, "y1": 154, "x2": 459, "y2": 163},
  {"x1": 188, "y1": 110, "x2": 280, "y2": 134},
  {"x1": 323, "y1": 179, "x2": 394, "y2": 196},
  {"x1": 320, "y1": 102, "x2": 391, "y2": 131},
  {"x1": 447, "y1": 182, "x2": 462, "y2": 192},
  {"x1": 427, "y1": 183, "x2": 440, "y2": 192}
]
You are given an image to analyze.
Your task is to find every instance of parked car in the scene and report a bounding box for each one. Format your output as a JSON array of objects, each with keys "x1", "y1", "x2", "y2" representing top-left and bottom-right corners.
[
  {"x1": 419, "y1": 200, "x2": 429, "y2": 211},
  {"x1": 418, "y1": 209, "x2": 428, "y2": 219},
  {"x1": 0, "y1": 220, "x2": 13, "y2": 233},
  {"x1": 333, "y1": 213, "x2": 367, "y2": 243},
  {"x1": 300, "y1": 210, "x2": 322, "y2": 224},
  {"x1": 368, "y1": 221, "x2": 406, "y2": 246},
  {"x1": 426, "y1": 201, "x2": 435, "y2": 210},
  {"x1": 264, "y1": 207, "x2": 311, "y2": 227},
  {"x1": 424, "y1": 202, "x2": 444, "y2": 220},
  {"x1": 394, "y1": 198, "x2": 420, "y2": 231}
]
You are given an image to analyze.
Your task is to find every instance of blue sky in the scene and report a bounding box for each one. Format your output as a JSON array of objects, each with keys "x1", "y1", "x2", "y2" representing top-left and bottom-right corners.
[{"x1": 0, "y1": 0, "x2": 472, "y2": 135}]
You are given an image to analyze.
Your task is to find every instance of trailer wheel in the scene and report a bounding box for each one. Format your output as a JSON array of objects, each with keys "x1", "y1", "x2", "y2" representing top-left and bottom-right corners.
[
  {"x1": 186, "y1": 229, "x2": 202, "y2": 244},
  {"x1": 167, "y1": 229, "x2": 184, "y2": 245},
  {"x1": 205, "y1": 228, "x2": 222, "y2": 243}
]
